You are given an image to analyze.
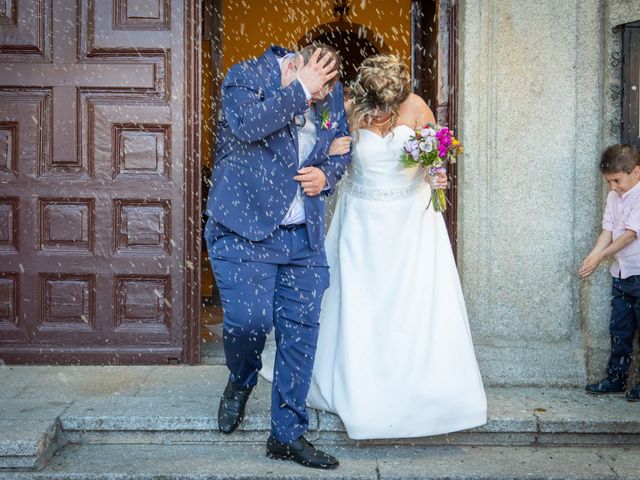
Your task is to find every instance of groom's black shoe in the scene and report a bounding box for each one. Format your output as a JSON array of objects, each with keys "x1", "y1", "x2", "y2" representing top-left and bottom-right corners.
[
  {"x1": 585, "y1": 377, "x2": 626, "y2": 395},
  {"x1": 217, "y1": 381, "x2": 254, "y2": 434},
  {"x1": 266, "y1": 434, "x2": 339, "y2": 469}
]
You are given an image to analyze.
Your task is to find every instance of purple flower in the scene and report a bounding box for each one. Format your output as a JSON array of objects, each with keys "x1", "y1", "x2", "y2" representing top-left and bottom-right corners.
[
  {"x1": 421, "y1": 127, "x2": 436, "y2": 138},
  {"x1": 404, "y1": 139, "x2": 421, "y2": 160}
]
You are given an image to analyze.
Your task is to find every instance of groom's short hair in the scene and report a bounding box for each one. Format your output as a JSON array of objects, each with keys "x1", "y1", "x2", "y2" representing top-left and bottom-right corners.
[{"x1": 298, "y1": 43, "x2": 342, "y2": 88}]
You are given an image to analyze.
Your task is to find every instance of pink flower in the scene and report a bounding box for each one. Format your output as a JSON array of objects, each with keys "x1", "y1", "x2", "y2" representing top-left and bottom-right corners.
[{"x1": 436, "y1": 128, "x2": 452, "y2": 147}]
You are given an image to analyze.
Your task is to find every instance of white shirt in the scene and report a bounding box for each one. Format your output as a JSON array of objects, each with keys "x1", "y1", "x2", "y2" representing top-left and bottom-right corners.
[{"x1": 277, "y1": 54, "x2": 316, "y2": 225}]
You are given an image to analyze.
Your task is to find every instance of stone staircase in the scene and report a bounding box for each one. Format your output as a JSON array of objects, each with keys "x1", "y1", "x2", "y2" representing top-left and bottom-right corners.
[{"x1": 1, "y1": 365, "x2": 639, "y2": 479}]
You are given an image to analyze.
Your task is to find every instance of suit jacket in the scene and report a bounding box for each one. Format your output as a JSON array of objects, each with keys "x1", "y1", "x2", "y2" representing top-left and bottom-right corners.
[{"x1": 205, "y1": 46, "x2": 350, "y2": 250}]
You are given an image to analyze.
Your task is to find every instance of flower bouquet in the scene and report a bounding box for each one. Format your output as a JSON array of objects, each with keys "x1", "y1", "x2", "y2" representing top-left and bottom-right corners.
[{"x1": 400, "y1": 124, "x2": 463, "y2": 212}]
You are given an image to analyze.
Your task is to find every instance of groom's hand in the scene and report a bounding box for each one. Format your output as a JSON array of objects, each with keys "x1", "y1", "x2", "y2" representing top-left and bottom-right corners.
[
  {"x1": 294, "y1": 167, "x2": 327, "y2": 197},
  {"x1": 296, "y1": 49, "x2": 337, "y2": 98}
]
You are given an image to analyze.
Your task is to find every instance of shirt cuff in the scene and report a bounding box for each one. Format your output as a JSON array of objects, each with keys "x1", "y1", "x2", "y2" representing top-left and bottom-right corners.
[
  {"x1": 296, "y1": 75, "x2": 312, "y2": 101},
  {"x1": 624, "y1": 223, "x2": 640, "y2": 235}
]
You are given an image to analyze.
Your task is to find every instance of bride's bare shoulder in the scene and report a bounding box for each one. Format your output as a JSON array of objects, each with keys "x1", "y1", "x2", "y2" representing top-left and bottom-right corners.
[{"x1": 398, "y1": 93, "x2": 435, "y2": 128}]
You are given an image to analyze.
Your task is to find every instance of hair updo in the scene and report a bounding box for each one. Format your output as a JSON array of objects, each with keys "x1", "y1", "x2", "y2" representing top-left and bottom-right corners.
[{"x1": 348, "y1": 54, "x2": 411, "y2": 131}]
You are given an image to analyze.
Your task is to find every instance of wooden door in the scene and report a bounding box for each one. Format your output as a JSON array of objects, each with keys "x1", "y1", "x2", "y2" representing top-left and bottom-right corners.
[
  {"x1": 412, "y1": 0, "x2": 459, "y2": 255},
  {"x1": 623, "y1": 21, "x2": 640, "y2": 149},
  {"x1": 0, "y1": 0, "x2": 201, "y2": 364}
]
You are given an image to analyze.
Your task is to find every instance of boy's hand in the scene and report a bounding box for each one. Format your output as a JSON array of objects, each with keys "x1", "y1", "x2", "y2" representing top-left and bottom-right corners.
[{"x1": 579, "y1": 253, "x2": 602, "y2": 278}]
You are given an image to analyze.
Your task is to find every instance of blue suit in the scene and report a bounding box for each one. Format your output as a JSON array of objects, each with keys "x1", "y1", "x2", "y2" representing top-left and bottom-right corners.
[{"x1": 204, "y1": 46, "x2": 350, "y2": 443}]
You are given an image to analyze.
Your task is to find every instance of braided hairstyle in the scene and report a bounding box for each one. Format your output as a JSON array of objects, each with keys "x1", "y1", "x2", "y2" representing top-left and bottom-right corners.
[{"x1": 348, "y1": 54, "x2": 411, "y2": 133}]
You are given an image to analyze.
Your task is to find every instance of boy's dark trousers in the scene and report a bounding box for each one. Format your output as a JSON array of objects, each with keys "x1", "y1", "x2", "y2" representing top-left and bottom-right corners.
[{"x1": 607, "y1": 275, "x2": 640, "y2": 382}]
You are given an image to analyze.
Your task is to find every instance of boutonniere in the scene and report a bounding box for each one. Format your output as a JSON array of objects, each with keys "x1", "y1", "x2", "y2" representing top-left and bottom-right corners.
[{"x1": 320, "y1": 109, "x2": 334, "y2": 130}]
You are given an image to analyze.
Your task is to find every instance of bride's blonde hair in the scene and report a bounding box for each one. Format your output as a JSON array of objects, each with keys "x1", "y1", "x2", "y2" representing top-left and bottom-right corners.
[{"x1": 348, "y1": 54, "x2": 411, "y2": 132}]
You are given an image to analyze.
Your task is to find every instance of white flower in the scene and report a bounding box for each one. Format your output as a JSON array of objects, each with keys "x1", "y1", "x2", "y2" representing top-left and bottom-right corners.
[{"x1": 419, "y1": 140, "x2": 434, "y2": 152}]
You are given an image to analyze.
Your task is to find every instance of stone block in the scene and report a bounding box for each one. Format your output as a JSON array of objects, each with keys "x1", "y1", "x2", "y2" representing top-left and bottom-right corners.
[{"x1": 0, "y1": 419, "x2": 60, "y2": 471}]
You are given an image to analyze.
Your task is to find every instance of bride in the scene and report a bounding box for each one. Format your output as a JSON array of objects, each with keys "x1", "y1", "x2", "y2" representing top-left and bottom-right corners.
[{"x1": 264, "y1": 54, "x2": 487, "y2": 439}]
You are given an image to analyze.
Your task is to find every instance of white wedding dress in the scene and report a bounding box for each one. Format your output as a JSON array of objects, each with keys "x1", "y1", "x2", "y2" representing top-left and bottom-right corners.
[{"x1": 261, "y1": 125, "x2": 487, "y2": 439}]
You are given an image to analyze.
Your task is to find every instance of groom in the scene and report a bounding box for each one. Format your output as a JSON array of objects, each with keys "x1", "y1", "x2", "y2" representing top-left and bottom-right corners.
[{"x1": 204, "y1": 44, "x2": 350, "y2": 469}]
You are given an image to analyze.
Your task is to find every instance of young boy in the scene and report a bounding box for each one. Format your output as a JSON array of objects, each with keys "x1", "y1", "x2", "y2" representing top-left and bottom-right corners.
[{"x1": 580, "y1": 144, "x2": 640, "y2": 401}]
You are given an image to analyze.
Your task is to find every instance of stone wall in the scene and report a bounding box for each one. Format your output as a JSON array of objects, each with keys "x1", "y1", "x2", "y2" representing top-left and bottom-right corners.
[
  {"x1": 457, "y1": 0, "x2": 640, "y2": 386},
  {"x1": 594, "y1": 0, "x2": 640, "y2": 384}
]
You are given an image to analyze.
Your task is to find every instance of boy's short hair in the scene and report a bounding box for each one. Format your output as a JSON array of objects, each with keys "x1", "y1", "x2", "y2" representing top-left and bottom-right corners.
[
  {"x1": 298, "y1": 43, "x2": 342, "y2": 88},
  {"x1": 600, "y1": 144, "x2": 640, "y2": 174}
]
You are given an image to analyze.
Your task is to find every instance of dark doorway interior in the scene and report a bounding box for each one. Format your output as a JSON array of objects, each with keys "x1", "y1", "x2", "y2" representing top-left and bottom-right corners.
[
  {"x1": 199, "y1": 0, "x2": 456, "y2": 364},
  {"x1": 298, "y1": 22, "x2": 383, "y2": 85}
]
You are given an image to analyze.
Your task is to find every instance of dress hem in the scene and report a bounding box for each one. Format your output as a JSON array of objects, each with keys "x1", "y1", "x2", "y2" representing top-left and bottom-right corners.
[{"x1": 343, "y1": 411, "x2": 488, "y2": 441}]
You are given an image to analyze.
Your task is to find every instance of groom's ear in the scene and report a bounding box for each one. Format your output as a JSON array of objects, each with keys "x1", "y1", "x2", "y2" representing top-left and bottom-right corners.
[{"x1": 292, "y1": 55, "x2": 303, "y2": 72}]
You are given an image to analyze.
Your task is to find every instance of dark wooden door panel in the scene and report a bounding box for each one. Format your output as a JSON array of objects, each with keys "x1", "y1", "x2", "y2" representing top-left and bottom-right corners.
[
  {"x1": 0, "y1": 0, "x2": 200, "y2": 364},
  {"x1": 623, "y1": 23, "x2": 640, "y2": 149},
  {"x1": 412, "y1": 0, "x2": 459, "y2": 256}
]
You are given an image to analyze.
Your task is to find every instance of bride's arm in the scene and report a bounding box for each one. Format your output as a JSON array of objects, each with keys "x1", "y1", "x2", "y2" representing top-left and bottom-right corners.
[
  {"x1": 328, "y1": 97, "x2": 353, "y2": 156},
  {"x1": 329, "y1": 136, "x2": 351, "y2": 155},
  {"x1": 400, "y1": 94, "x2": 446, "y2": 189}
]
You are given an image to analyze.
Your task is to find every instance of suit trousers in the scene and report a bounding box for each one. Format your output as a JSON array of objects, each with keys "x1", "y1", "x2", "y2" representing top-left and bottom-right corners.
[{"x1": 205, "y1": 218, "x2": 330, "y2": 443}]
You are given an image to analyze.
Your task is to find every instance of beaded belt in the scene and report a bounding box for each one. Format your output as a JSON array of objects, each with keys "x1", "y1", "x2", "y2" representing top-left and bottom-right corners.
[{"x1": 341, "y1": 178, "x2": 426, "y2": 201}]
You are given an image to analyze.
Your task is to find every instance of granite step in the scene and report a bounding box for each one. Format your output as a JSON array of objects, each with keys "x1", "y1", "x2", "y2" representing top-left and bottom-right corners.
[
  {"x1": 0, "y1": 400, "x2": 72, "y2": 471},
  {"x1": 57, "y1": 383, "x2": 640, "y2": 446},
  {"x1": 1, "y1": 442, "x2": 639, "y2": 480},
  {"x1": 2, "y1": 365, "x2": 640, "y2": 473},
  {"x1": 0, "y1": 420, "x2": 61, "y2": 470}
]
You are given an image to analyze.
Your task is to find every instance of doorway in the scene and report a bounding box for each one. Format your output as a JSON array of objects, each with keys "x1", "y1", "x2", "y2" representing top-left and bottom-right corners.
[{"x1": 197, "y1": 0, "x2": 456, "y2": 363}]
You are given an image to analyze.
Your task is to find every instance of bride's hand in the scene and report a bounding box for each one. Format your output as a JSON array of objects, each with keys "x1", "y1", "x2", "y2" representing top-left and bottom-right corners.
[
  {"x1": 329, "y1": 136, "x2": 351, "y2": 156},
  {"x1": 428, "y1": 170, "x2": 448, "y2": 189}
]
